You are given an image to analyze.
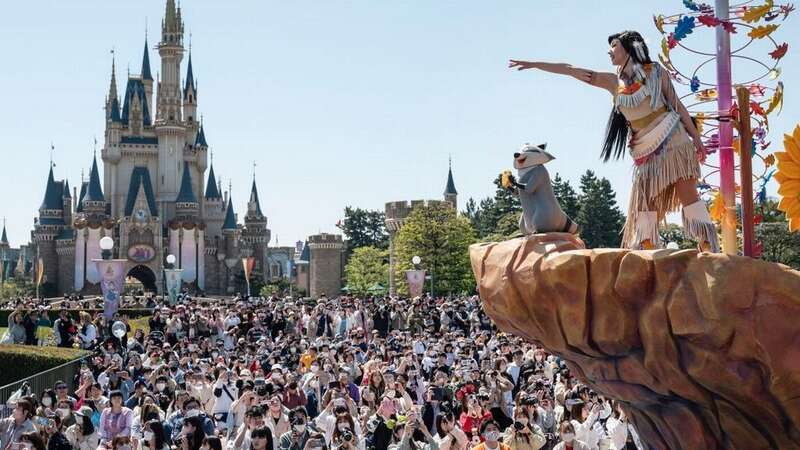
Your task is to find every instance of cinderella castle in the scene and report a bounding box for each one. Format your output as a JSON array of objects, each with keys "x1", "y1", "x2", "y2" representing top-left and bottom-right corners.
[{"x1": 29, "y1": 0, "x2": 290, "y2": 296}]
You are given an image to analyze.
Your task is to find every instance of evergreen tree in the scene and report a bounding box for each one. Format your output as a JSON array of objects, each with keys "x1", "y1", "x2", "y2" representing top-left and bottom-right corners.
[
  {"x1": 576, "y1": 170, "x2": 626, "y2": 248},
  {"x1": 344, "y1": 246, "x2": 389, "y2": 295},
  {"x1": 337, "y1": 207, "x2": 389, "y2": 251},
  {"x1": 552, "y1": 173, "x2": 580, "y2": 220}
]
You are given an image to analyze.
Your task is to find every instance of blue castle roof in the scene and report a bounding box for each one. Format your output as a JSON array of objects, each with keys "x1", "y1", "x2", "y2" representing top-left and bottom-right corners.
[
  {"x1": 176, "y1": 161, "x2": 198, "y2": 203},
  {"x1": 121, "y1": 78, "x2": 152, "y2": 126},
  {"x1": 222, "y1": 195, "x2": 237, "y2": 230},
  {"x1": 125, "y1": 167, "x2": 159, "y2": 217},
  {"x1": 205, "y1": 164, "x2": 222, "y2": 199}
]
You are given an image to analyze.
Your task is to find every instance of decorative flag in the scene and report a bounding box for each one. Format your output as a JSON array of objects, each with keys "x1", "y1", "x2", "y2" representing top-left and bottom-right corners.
[
  {"x1": 95, "y1": 260, "x2": 125, "y2": 319},
  {"x1": 164, "y1": 268, "x2": 183, "y2": 305},
  {"x1": 242, "y1": 257, "x2": 255, "y2": 297}
]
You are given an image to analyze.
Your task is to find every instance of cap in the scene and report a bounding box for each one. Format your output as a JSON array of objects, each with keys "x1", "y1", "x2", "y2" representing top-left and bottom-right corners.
[{"x1": 271, "y1": 364, "x2": 283, "y2": 372}]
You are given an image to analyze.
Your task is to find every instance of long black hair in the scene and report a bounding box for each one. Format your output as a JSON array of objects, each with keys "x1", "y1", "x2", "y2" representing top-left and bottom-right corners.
[{"x1": 601, "y1": 30, "x2": 655, "y2": 162}]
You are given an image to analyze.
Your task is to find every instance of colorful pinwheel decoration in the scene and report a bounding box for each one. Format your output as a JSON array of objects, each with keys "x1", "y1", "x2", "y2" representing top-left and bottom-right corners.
[{"x1": 775, "y1": 126, "x2": 800, "y2": 231}]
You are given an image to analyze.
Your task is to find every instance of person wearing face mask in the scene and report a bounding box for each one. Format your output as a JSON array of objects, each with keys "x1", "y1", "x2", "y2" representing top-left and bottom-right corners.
[
  {"x1": 329, "y1": 414, "x2": 362, "y2": 450},
  {"x1": 470, "y1": 421, "x2": 509, "y2": 450},
  {"x1": 502, "y1": 410, "x2": 546, "y2": 450},
  {"x1": 552, "y1": 422, "x2": 589, "y2": 450},
  {"x1": 229, "y1": 407, "x2": 266, "y2": 450},
  {"x1": 0, "y1": 400, "x2": 36, "y2": 450},
  {"x1": 53, "y1": 400, "x2": 75, "y2": 429},
  {"x1": 66, "y1": 407, "x2": 100, "y2": 450},
  {"x1": 137, "y1": 420, "x2": 168, "y2": 450},
  {"x1": 112, "y1": 436, "x2": 134, "y2": 450},
  {"x1": 278, "y1": 408, "x2": 310, "y2": 450},
  {"x1": 37, "y1": 391, "x2": 57, "y2": 418}
]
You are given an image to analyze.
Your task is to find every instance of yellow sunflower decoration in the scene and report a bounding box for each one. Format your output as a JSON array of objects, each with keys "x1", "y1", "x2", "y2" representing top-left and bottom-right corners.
[{"x1": 775, "y1": 125, "x2": 800, "y2": 231}]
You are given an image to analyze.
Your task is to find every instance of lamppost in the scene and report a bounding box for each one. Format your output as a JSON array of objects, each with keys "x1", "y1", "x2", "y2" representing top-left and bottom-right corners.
[
  {"x1": 94, "y1": 236, "x2": 126, "y2": 318},
  {"x1": 164, "y1": 254, "x2": 182, "y2": 305}
]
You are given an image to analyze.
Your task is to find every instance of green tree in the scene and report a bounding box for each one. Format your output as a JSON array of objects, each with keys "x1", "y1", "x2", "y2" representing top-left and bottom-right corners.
[
  {"x1": 394, "y1": 203, "x2": 477, "y2": 295},
  {"x1": 755, "y1": 198, "x2": 800, "y2": 269},
  {"x1": 576, "y1": 170, "x2": 626, "y2": 248},
  {"x1": 337, "y1": 207, "x2": 389, "y2": 251},
  {"x1": 552, "y1": 173, "x2": 580, "y2": 220},
  {"x1": 344, "y1": 246, "x2": 389, "y2": 296},
  {"x1": 465, "y1": 175, "x2": 522, "y2": 238}
]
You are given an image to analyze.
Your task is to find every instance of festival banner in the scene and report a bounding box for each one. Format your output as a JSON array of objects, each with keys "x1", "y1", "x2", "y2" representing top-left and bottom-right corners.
[
  {"x1": 85, "y1": 228, "x2": 103, "y2": 284},
  {"x1": 181, "y1": 231, "x2": 197, "y2": 283},
  {"x1": 95, "y1": 259, "x2": 125, "y2": 319},
  {"x1": 164, "y1": 268, "x2": 183, "y2": 305},
  {"x1": 405, "y1": 269, "x2": 426, "y2": 297},
  {"x1": 36, "y1": 258, "x2": 44, "y2": 286},
  {"x1": 242, "y1": 257, "x2": 255, "y2": 296}
]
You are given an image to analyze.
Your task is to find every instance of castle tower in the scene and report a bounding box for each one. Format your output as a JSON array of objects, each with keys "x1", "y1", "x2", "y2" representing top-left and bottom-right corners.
[
  {"x1": 203, "y1": 161, "x2": 224, "y2": 239},
  {"x1": 444, "y1": 159, "x2": 458, "y2": 209},
  {"x1": 221, "y1": 194, "x2": 240, "y2": 294},
  {"x1": 0, "y1": 220, "x2": 9, "y2": 266},
  {"x1": 155, "y1": 0, "x2": 186, "y2": 221},
  {"x1": 34, "y1": 165, "x2": 67, "y2": 294},
  {"x1": 308, "y1": 233, "x2": 344, "y2": 298},
  {"x1": 243, "y1": 178, "x2": 270, "y2": 275}
]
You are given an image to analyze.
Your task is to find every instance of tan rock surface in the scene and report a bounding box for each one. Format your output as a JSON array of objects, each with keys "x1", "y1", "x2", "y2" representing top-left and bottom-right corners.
[{"x1": 470, "y1": 233, "x2": 800, "y2": 450}]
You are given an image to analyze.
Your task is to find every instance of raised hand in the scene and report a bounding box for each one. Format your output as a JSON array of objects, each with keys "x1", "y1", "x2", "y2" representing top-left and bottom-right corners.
[{"x1": 508, "y1": 60, "x2": 537, "y2": 71}]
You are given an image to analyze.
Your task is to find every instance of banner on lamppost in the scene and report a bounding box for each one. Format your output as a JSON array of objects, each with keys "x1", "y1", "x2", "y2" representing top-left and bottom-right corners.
[
  {"x1": 164, "y1": 268, "x2": 183, "y2": 305},
  {"x1": 242, "y1": 257, "x2": 255, "y2": 297},
  {"x1": 94, "y1": 259, "x2": 125, "y2": 319},
  {"x1": 405, "y1": 270, "x2": 426, "y2": 298}
]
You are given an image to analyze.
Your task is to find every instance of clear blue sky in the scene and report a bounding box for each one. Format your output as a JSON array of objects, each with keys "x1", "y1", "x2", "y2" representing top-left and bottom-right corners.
[{"x1": 1, "y1": 1, "x2": 798, "y2": 248}]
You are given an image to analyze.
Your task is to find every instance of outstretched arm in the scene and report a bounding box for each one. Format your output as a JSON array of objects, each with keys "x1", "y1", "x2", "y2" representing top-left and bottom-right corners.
[{"x1": 508, "y1": 60, "x2": 617, "y2": 94}]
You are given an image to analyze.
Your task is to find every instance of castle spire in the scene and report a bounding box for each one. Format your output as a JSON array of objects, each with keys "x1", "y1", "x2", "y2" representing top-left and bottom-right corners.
[
  {"x1": 184, "y1": 51, "x2": 195, "y2": 96},
  {"x1": 1, "y1": 218, "x2": 8, "y2": 245},
  {"x1": 248, "y1": 178, "x2": 264, "y2": 218},
  {"x1": 141, "y1": 38, "x2": 153, "y2": 81},
  {"x1": 176, "y1": 160, "x2": 197, "y2": 203},
  {"x1": 40, "y1": 164, "x2": 62, "y2": 211},
  {"x1": 204, "y1": 163, "x2": 222, "y2": 199},
  {"x1": 444, "y1": 157, "x2": 457, "y2": 196},
  {"x1": 108, "y1": 51, "x2": 118, "y2": 102},
  {"x1": 84, "y1": 153, "x2": 105, "y2": 203},
  {"x1": 222, "y1": 194, "x2": 237, "y2": 230}
]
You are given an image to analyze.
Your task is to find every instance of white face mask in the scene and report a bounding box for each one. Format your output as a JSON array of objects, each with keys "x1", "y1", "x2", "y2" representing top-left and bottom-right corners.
[
  {"x1": 156, "y1": 383, "x2": 166, "y2": 392},
  {"x1": 561, "y1": 432, "x2": 575, "y2": 442},
  {"x1": 337, "y1": 423, "x2": 350, "y2": 432},
  {"x1": 143, "y1": 431, "x2": 154, "y2": 441},
  {"x1": 310, "y1": 366, "x2": 319, "y2": 374},
  {"x1": 57, "y1": 408, "x2": 70, "y2": 419},
  {"x1": 118, "y1": 445, "x2": 131, "y2": 450},
  {"x1": 484, "y1": 431, "x2": 499, "y2": 442},
  {"x1": 293, "y1": 424, "x2": 306, "y2": 434},
  {"x1": 517, "y1": 418, "x2": 528, "y2": 426},
  {"x1": 41, "y1": 397, "x2": 52, "y2": 407}
]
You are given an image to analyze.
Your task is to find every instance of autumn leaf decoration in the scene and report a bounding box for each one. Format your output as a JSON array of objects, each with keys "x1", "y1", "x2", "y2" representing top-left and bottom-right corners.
[
  {"x1": 741, "y1": 0, "x2": 775, "y2": 23},
  {"x1": 770, "y1": 43, "x2": 789, "y2": 60},
  {"x1": 709, "y1": 191, "x2": 726, "y2": 223},
  {"x1": 747, "y1": 24, "x2": 780, "y2": 39},
  {"x1": 765, "y1": 81, "x2": 784, "y2": 115}
]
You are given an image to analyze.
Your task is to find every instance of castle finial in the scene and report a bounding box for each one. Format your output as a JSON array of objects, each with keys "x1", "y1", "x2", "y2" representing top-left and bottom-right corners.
[
  {"x1": 210, "y1": 148, "x2": 213, "y2": 166},
  {"x1": 252, "y1": 161, "x2": 257, "y2": 181},
  {"x1": 93, "y1": 136, "x2": 97, "y2": 158},
  {"x1": 50, "y1": 142, "x2": 55, "y2": 169}
]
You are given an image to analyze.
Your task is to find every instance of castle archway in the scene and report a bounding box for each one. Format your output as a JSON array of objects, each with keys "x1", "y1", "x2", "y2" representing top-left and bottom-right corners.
[{"x1": 126, "y1": 265, "x2": 157, "y2": 292}]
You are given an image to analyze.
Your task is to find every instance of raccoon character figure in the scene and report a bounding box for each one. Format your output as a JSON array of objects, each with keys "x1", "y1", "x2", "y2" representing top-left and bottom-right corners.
[{"x1": 501, "y1": 143, "x2": 579, "y2": 235}]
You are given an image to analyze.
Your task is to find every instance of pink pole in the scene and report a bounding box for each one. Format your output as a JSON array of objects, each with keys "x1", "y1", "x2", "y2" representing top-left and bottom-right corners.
[{"x1": 715, "y1": 0, "x2": 737, "y2": 254}]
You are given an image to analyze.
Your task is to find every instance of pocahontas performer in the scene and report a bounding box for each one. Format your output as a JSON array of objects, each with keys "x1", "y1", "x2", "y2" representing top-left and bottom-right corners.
[{"x1": 509, "y1": 30, "x2": 719, "y2": 252}]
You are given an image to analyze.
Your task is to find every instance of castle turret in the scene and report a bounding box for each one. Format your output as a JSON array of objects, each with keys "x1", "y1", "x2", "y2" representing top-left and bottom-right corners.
[
  {"x1": 141, "y1": 38, "x2": 154, "y2": 113},
  {"x1": 183, "y1": 52, "x2": 197, "y2": 128},
  {"x1": 444, "y1": 159, "x2": 458, "y2": 209},
  {"x1": 308, "y1": 233, "x2": 344, "y2": 299},
  {"x1": 82, "y1": 154, "x2": 106, "y2": 219},
  {"x1": 35, "y1": 164, "x2": 68, "y2": 295},
  {"x1": 203, "y1": 162, "x2": 224, "y2": 239},
  {"x1": 175, "y1": 160, "x2": 199, "y2": 220},
  {"x1": 63, "y1": 180, "x2": 72, "y2": 226},
  {"x1": 243, "y1": 178, "x2": 270, "y2": 275}
]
